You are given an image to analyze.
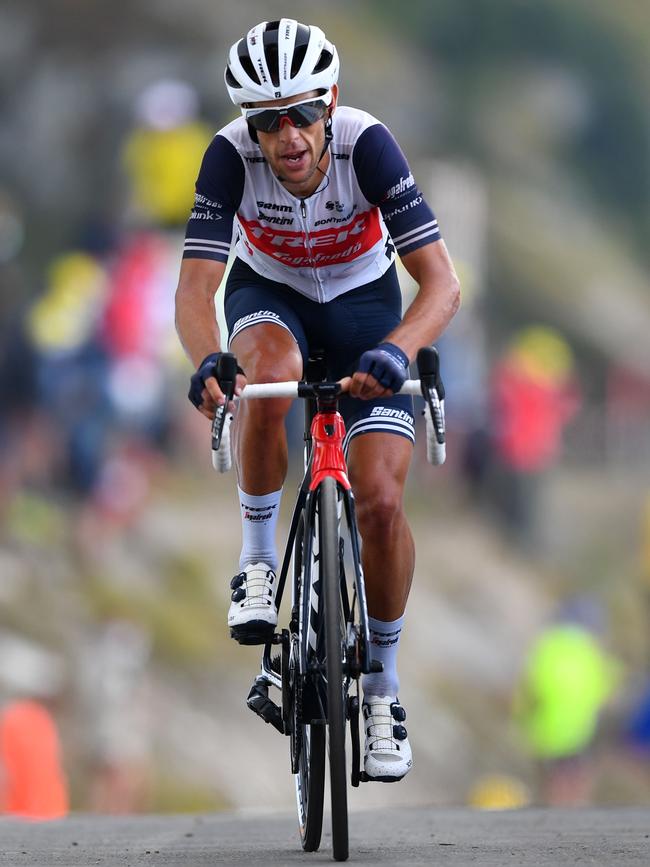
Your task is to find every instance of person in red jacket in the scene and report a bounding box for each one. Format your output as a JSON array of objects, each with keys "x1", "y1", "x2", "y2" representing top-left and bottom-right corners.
[{"x1": 0, "y1": 699, "x2": 68, "y2": 819}]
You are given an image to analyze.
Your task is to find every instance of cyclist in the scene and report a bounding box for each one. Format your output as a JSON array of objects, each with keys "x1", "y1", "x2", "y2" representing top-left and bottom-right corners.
[{"x1": 175, "y1": 19, "x2": 460, "y2": 782}]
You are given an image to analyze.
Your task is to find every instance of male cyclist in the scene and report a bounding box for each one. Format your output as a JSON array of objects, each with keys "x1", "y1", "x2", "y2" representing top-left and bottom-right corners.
[{"x1": 175, "y1": 19, "x2": 460, "y2": 782}]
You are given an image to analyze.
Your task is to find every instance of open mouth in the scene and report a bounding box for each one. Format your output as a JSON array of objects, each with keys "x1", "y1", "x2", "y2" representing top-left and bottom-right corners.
[{"x1": 281, "y1": 150, "x2": 308, "y2": 169}]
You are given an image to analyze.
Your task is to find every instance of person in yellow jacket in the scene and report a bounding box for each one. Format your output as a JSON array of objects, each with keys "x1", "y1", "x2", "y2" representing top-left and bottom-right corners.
[
  {"x1": 122, "y1": 79, "x2": 212, "y2": 229},
  {"x1": 513, "y1": 600, "x2": 621, "y2": 805}
]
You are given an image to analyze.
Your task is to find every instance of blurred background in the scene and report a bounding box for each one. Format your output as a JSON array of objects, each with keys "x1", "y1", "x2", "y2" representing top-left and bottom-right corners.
[{"x1": 1, "y1": 0, "x2": 649, "y2": 817}]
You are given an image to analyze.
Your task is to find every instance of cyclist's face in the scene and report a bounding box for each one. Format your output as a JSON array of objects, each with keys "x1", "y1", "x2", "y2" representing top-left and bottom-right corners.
[{"x1": 253, "y1": 86, "x2": 338, "y2": 197}]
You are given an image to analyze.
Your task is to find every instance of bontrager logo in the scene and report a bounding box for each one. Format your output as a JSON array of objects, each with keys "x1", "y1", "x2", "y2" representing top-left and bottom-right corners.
[{"x1": 385, "y1": 173, "x2": 415, "y2": 200}]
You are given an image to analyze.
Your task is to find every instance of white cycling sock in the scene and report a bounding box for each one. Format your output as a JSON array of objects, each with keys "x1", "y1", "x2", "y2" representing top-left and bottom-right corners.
[
  {"x1": 362, "y1": 614, "x2": 405, "y2": 699},
  {"x1": 238, "y1": 486, "x2": 282, "y2": 571}
]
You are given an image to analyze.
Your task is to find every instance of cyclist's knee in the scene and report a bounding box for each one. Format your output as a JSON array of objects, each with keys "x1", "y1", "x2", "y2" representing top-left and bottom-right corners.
[
  {"x1": 232, "y1": 325, "x2": 302, "y2": 384},
  {"x1": 354, "y1": 482, "x2": 404, "y2": 536}
]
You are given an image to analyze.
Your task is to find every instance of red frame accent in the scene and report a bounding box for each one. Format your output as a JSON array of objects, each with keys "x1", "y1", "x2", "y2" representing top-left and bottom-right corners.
[{"x1": 309, "y1": 410, "x2": 351, "y2": 491}]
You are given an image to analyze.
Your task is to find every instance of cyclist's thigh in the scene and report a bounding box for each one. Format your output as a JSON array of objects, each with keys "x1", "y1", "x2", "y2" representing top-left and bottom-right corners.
[
  {"x1": 347, "y1": 431, "x2": 413, "y2": 502},
  {"x1": 314, "y1": 265, "x2": 415, "y2": 446},
  {"x1": 225, "y1": 260, "x2": 308, "y2": 378}
]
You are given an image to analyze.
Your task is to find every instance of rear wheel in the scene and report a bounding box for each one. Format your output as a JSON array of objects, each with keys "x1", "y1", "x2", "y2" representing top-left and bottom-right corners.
[{"x1": 320, "y1": 476, "x2": 349, "y2": 862}]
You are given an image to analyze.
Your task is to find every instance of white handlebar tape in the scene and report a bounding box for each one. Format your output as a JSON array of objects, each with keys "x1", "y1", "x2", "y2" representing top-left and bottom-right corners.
[
  {"x1": 424, "y1": 401, "x2": 446, "y2": 466},
  {"x1": 211, "y1": 412, "x2": 233, "y2": 472}
]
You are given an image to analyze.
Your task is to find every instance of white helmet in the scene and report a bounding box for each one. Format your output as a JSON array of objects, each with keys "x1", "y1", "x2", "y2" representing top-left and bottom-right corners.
[{"x1": 225, "y1": 19, "x2": 339, "y2": 107}]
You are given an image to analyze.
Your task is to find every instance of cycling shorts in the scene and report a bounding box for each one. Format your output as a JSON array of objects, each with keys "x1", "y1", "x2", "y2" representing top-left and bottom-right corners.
[{"x1": 224, "y1": 257, "x2": 415, "y2": 448}]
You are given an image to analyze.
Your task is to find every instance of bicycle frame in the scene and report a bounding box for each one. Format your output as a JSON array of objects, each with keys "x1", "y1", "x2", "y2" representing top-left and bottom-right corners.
[{"x1": 251, "y1": 381, "x2": 371, "y2": 712}]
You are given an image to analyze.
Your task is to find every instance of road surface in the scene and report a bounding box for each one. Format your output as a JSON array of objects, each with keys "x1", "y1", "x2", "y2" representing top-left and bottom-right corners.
[{"x1": 1, "y1": 807, "x2": 649, "y2": 866}]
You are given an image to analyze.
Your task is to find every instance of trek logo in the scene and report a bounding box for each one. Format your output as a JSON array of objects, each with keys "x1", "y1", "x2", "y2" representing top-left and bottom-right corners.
[
  {"x1": 245, "y1": 156, "x2": 266, "y2": 164},
  {"x1": 331, "y1": 152, "x2": 350, "y2": 160},
  {"x1": 242, "y1": 502, "x2": 277, "y2": 523},
  {"x1": 239, "y1": 210, "x2": 382, "y2": 268},
  {"x1": 384, "y1": 173, "x2": 415, "y2": 200},
  {"x1": 325, "y1": 200, "x2": 345, "y2": 212}
]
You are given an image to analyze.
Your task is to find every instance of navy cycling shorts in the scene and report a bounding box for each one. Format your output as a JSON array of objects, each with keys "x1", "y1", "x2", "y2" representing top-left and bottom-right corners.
[{"x1": 224, "y1": 257, "x2": 415, "y2": 449}]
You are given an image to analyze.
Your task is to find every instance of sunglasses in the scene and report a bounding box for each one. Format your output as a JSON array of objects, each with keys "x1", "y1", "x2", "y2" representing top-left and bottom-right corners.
[{"x1": 244, "y1": 94, "x2": 331, "y2": 133}]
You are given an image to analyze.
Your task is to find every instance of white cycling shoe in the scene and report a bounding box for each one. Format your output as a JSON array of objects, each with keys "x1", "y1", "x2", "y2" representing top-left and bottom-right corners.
[
  {"x1": 362, "y1": 695, "x2": 412, "y2": 782},
  {"x1": 228, "y1": 562, "x2": 278, "y2": 645}
]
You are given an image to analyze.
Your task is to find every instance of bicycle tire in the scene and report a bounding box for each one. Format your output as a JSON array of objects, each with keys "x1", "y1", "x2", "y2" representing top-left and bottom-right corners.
[
  {"x1": 320, "y1": 475, "x2": 349, "y2": 862},
  {"x1": 294, "y1": 513, "x2": 326, "y2": 852},
  {"x1": 296, "y1": 720, "x2": 326, "y2": 850}
]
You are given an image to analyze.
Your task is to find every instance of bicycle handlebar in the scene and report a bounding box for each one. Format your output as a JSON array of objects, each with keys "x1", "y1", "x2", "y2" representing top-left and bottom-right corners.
[
  {"x1": 211, "y1": 369, "x2": 446, "y2": 470},
  {"x1": 229, "y1": 378, "x2": 424, "y2": 400}
]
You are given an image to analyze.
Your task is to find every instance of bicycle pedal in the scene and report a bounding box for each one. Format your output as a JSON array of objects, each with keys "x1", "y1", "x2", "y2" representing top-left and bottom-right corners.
[
  {"x1": 230, "y1": 624, "x2": 275, "y2": 646},
  {"x1": 246, "y1": 681, "x2": 285, "y2": 734}
]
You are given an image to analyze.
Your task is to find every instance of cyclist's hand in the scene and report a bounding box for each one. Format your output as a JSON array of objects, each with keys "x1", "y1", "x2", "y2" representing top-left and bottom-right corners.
[
  {"x1": 349, "y1": 342, "x2": 409, "y2": 399},
  {"x1": 188, "y1": 352, "x2": 246, "y2": 420}
]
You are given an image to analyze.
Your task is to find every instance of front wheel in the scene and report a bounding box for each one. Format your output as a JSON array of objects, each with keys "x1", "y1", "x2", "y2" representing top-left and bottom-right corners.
[
  {"x1": 295, "y1": 717, "x2": 326, "y2": 851},
  {"x1": 320, "y1": 476, "x2": 349, "y2": 862}
]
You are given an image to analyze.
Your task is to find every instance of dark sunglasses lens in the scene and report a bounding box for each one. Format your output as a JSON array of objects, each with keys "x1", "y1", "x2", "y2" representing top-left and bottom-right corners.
[
  {"x1": 247, "y1": 110, "x2": 279, "y2": 132},
  {"x1": 247, "y1": 100, "x2": 327, "y2": 132}
]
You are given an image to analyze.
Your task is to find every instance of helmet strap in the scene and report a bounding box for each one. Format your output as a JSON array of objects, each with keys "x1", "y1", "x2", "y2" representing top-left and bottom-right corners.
[{"x1": 317, "y1": 115, "x2": 333, "y2": 165}]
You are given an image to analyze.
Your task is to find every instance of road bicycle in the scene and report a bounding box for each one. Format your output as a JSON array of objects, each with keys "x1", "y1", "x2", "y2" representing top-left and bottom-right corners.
[{"x1": 209, "y1": 347, "x2": 445, "y2": 862}]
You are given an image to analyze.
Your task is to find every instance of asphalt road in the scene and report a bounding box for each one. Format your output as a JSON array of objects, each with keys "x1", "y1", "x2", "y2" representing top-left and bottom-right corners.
[{"x1": 1, "y1": 807, "x2": 649, "y2": 866}]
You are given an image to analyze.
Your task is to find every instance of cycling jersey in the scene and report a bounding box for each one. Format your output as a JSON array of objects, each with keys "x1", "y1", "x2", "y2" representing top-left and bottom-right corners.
[{"x1": 183, "y1": 106, "x2": 442, "y2": 302}]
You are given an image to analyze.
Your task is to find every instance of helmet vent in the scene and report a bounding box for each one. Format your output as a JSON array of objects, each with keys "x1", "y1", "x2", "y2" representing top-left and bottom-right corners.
[
  {"x1": 225, "y1": 67, "x2": 241, "y2": 88},
  {"x1": 313, "y1": 48, "x2": 333, "y2": 74},
  {"x1": 262, "y1": 24, "x2": 280, "y2": 87},
  {"x1": 290, "y1": 23, "x2": 311, "y2": 78},
  {"x1": 237, "y1": 43, "x2": 261, "y2": 86}
]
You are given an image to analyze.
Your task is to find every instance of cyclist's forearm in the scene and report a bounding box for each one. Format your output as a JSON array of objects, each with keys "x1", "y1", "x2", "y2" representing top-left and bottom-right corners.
[
  {"x1": 175, "y1": 259, "x2": 226, "y2": 367},
  {"x1": 385, "y1": 241, "x2": 460, "y2": 359}
]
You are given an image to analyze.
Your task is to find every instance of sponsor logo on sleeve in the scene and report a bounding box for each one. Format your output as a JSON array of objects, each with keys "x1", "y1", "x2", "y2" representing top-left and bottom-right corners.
[
  {"x1": 383, "y1": 172, "x2": 415, "y2": 201},
  {"x1": 190, "y1": 193, "x2": 223, "y2": 221}
]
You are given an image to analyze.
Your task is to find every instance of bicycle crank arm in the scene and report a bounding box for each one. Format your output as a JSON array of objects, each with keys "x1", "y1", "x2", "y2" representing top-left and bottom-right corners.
[{"x1": 247, "y1": 678, "x2": 286, "y2": 735}]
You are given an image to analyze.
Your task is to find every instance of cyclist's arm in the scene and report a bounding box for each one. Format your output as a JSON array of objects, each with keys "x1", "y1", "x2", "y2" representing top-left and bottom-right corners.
[
  {"x1": 350, "y1": 122, "x2": 460, "y2": 397},
  {"x1": 383, "y1": 239, "x2": 460, "y2": 360},
  {"x1": 176, "y1": 132, "x2": 245, "y2": 413},
  {"x1": 175, "y1": 258, "x2": 234, "y2": 415}
]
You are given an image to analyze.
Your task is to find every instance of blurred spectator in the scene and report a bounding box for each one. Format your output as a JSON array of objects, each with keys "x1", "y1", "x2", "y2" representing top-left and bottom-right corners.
[
  {"x1": 512, "y1": 597, "x2": 621, "y2": 805},
  {"x1": 488, "y1": 325, "x2": 581, "y2": 550},
  {"x1": 121, "y1": 79, "x2": 212, "y2": 230},
  {"x1": 467, "y1": 773, "x2": 530, "y2": 810},
  {"x1": 0, "y1": 632, "x2": 68, "y2": 819},
  {"x1": 77, "y1": 619, "x2": 153, "y2": 813},
  {"x1": 0, "y1": 702, "x2": 69, "y2": 819}
]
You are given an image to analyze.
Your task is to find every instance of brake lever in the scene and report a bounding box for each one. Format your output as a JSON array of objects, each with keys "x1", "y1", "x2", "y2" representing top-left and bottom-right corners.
[
  {"x1": 210, "y1": 353, "x2": 238, "y2": 451},
  {"x1": 416, "y1": 346, "x2": 446, "y2": 446}
]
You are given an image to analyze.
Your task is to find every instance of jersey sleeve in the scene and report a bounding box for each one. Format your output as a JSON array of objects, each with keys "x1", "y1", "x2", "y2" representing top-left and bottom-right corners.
[
  {"x1": 352, "y1": 123, "x2": 441, "y2": 257},
  {"x1": 183, "y1": 134, "x2": 245, "y2": 263}
]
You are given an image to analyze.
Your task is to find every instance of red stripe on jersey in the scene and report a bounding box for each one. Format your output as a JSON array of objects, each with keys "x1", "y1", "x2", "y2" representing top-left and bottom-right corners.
[{"x1": 239, "y1": 209, "x2": 382, "y2": 268}]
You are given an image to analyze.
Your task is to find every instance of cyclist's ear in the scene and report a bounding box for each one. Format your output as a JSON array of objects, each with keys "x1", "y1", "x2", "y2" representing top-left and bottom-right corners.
[{"x1": 329, "y1": 84, "x2": 339, "y2": 114}]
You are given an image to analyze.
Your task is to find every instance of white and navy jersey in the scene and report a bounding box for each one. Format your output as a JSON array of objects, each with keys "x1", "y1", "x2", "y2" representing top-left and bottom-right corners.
[{"x1": 183, "y1": 106, "x2": 441, "y2": 303}]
